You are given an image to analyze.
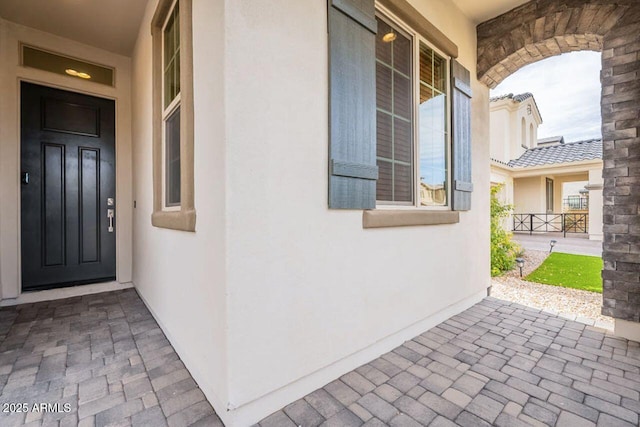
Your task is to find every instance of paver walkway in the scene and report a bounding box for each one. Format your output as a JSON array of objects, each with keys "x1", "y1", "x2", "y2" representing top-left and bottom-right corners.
[
  {"x1": 0, "y1": 289, "x2": 221, "y2": 427},
  {"x1": 3, "y1": 291, "x2": 640, "y2": 427},
  {"x1": 259, "y1": 298, "x2": 640, "y2": 427}
]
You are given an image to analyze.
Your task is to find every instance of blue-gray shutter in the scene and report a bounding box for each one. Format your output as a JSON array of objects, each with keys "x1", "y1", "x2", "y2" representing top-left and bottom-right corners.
[
  {"x1": 451, "y1": 59, "x2": 473, "y2": 211},
  {"x1": 328, "y1": 0, "x2": 378, "y2": 209}
]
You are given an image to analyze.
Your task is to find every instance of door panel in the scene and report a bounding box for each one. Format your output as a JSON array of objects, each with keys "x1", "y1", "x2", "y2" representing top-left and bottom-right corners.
[{"x1": 21, "y1": 82, "x2": 116, "y2": 291}]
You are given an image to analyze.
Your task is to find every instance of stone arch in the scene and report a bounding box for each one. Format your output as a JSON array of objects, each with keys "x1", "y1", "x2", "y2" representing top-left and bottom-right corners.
[
  {"x1": 477, "y1": 1, "x2": 634, "y2": 88},
  {"x1": 478, "y1": 0, "x2": 640, "y2": 325}
]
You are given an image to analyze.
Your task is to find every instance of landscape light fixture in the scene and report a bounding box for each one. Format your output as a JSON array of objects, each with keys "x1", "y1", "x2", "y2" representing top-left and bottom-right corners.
[
  {"x1": 550, "y1": 240, "x2": 557, "y2": 253},
  {"x1": 516, "y1": 258, "x2": 525, "y2": 277}
]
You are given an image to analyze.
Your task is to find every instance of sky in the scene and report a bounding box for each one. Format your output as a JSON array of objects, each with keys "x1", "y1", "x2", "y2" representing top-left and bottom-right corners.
[{"x1": 491, "y1": 51, "x2": 602, "y2": 142}]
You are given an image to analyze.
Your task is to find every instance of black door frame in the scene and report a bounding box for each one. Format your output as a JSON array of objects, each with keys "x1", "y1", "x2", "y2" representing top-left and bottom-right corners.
[{"x1": 19, "y1": 79, "x2": 118, "y2": 291}]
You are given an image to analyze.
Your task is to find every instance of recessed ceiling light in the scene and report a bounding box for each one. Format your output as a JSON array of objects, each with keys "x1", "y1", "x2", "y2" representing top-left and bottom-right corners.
[
  {"x1": 77, "y1": 72, "x2": 91, "y2": 79},
  {"x1": 382, "y1": 32, "x2": 397, "y2": 43}
]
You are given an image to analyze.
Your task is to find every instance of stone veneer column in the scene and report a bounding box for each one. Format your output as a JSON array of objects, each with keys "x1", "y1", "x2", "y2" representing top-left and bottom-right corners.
[{"x1": 600, "y1": 7, "x2": 640, "y2": 336}]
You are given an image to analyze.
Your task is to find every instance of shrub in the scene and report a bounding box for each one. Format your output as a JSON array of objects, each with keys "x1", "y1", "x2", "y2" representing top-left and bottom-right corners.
[{"x1": 491, "y1": 185, "x2": 521, "y2": 276}]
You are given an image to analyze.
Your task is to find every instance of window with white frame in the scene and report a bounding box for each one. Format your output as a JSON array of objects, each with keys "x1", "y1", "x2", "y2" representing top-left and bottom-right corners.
[
  {"x1": 151, "y1": 0, "x2": 195, "y2": 231},
  {"x1": 375, "y1": 12, "x2": 450, "y2": 207},
  {"x1": 163, "y1": 1, "x2": 181, "y2": 207}
]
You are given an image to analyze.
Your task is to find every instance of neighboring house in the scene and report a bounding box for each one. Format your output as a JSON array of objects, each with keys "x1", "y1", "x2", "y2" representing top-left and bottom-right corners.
[{"x1": 489, "y1": 93, "x2": 604, "y2": 240}]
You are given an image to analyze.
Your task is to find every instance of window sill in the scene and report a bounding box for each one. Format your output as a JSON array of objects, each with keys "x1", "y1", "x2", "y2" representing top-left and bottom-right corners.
[
  {"x1": 152, "y1": 209, "x2": 196, "y2": 232},
  {"x1": 362, "y1": 209, "x2": 459, "y2": 229}
]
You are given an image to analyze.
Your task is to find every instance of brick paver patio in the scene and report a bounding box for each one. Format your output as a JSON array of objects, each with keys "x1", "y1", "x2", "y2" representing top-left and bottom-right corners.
[
  {"x1": 260, "y1": 298, "x2": 640, "y2": 427},
  {"x1": 0, "y1": 289, "x2": 221, "y2": 427},
  {"x1": 2, "y1": 291, "x2": 640, "y2": 426}
]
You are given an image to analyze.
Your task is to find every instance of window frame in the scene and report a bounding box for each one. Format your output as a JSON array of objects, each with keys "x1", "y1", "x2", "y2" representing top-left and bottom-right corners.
[
  {"x1": 161, "y1": 0, "x2": 181, "y2": 210},
  {"x1": 151, "y1": 0, "x2": 195, "y2": 231},
  {"x1": 375, "y1": 4, "x2": 452, "y2": 211}
]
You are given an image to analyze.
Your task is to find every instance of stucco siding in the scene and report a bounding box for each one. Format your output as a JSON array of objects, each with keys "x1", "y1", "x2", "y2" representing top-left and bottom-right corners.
[
  {"x1": 130, "y1": 0, "x2": 229, "y2": 414},
  {"x1": 222, "y1": 0, "x2": 490, "y2": 424}
]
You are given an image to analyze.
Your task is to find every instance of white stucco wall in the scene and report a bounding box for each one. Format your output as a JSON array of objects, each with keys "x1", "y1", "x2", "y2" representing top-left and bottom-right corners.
[
  {"x1": 130, "y1": 0, "x2": 229, "y2": 413},
  {"x1": 551, "y1": 173, "x2": 588, "y2": 213},
  {"x1": 490, "y1": 109, "x2": 510, "y2": 161},
  {"x1": 588, "y1": 168, "x2": 604, "y2": 241},
  {"x1": 0, "y1": 18, "x2": 133, "y2": 301},
  {"x1": 514, "y1": 176, "x2": 545, "y2": 213},
  {"x1": 489, "y1": 97, "x2": 540, "y2": 164},
  {"x1": 221, "y1": 1, "x2": 490, "y2": 424}
]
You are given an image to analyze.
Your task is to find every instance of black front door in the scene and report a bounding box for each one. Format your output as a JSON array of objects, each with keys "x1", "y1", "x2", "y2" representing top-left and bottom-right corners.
[{"x1": 21, "y1": 82, "x2": 116, "y2": 291}]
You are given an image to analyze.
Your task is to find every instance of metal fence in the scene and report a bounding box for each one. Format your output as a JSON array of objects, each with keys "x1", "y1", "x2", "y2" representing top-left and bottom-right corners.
[
  {"x1": 513, "y1": 213, "x2": 589, "y2": 237},
  {"x1": 562, "y1": 197, "x2": 589, "y2": 211}
]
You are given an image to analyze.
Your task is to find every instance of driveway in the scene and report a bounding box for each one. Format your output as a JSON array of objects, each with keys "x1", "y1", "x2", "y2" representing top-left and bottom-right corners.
[{"x1": 513, "y1": 233, "x2": 603, "y2": 257}]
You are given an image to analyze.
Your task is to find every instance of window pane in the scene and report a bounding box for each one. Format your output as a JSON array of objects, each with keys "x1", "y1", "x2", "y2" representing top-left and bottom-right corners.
[
  {"x1": 419, "y1": 42, "x2": 448, "y2": 206},
  {"x1": 375, "y1": 19, "x2": 392, "y2": 66},
  {"x1": 394, "y1": 118, "x2": 411, "y2": 163},
  {"x1": 394, "y1": 163, "x2": 413, "y2": 202},
  {"x1": 163, "y1": 3, "x2": 180, "y2": 109},
  {"x1": 376, "y1": 160, "x2": 392, "y2": 201},
  {"x1": 393, "y1": 72, "x2": 411, "y2": 120},
  {"x1": 433, "y1": 53, "x2": 446, "y2": 92},
  {"x1": 375, "y1": 16, "x2": 413, "y2": 203},
  {"x1": 393, "y1": 33, "x2": 411, "y2": 76},
  {"x1": 165, "y1": 106, "x2": 181, "y2": 206},
  {"x1": 376, "y1": 111, "x2": 392, "y2": 159},
  {"x1": 376, "y1": 62, "x2": 392, "y2": 112}
]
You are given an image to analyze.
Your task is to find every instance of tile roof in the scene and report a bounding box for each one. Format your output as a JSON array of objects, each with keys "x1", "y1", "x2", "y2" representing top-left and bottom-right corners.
[
  {"x1": 508, "y1": 138, "x2": 603, "y2": 168},
  {"x1": 490, "y1": 92, "x2": 542, "y2": 122},
  {"x1": 537, "y1": 136, "x2": 565, "y2": 145},
  {"x1": 489, "y1": 92, "x2": 534, "y2": 103}
]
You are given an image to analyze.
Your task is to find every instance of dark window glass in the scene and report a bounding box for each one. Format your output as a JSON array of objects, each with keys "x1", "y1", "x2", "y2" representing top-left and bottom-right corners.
[
  {"x1": 163, "y1": 3, "x2": 180, "y2": 108},
  {"x1": 375, "y1": 16, "x2": 413, "y2": 203},
  {"x1": 165, "y1": 107, "x2": 181, "y2": 206}
]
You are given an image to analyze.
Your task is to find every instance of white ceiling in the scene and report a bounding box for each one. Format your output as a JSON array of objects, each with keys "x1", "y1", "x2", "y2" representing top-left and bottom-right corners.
[
  {"x1": 451, "y1": 0, "x2": 531, "y2": 24},
  {"x1": 0, "y1": 0, "x2": 149, "y2": 56}
]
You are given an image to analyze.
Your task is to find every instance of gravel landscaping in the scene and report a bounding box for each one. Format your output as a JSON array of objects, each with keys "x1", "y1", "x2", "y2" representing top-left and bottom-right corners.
[{"x1": 490, "y1": 250, "x2": 613, "y2": 329}]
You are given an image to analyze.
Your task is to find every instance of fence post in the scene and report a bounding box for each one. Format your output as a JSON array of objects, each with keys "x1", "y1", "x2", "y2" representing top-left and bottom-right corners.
[
  {"x1": 530, "y1": 215, "x2": 533, "y2": 235},
  {"x1": 563, "y1": 214, "x2": 566, "y2": 238}
]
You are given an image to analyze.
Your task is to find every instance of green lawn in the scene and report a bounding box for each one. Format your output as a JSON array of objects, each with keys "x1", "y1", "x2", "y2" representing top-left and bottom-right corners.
[{"x1": 525, "y1": 252, "x2": 603, "y2": 293}]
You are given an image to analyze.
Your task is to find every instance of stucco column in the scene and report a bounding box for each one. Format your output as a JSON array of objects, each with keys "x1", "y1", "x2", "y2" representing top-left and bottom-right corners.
[{"x1": 586, "y1": 168, "x2": 603, "y2": 241}]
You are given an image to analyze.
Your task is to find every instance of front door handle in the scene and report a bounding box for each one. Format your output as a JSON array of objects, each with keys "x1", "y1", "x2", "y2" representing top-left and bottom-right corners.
[
  {"x1": 21, "y1": 172, "x2": 29, "y2": 185},
  {"x1": 107, "y1": 209, "x2": 115, "y2": 233}
]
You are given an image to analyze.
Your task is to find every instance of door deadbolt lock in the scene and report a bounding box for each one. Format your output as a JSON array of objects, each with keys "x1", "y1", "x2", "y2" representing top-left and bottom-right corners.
[
  {"x1": 107, "y1": 209, "x2": 115, "y2": 233},
  {"x1": 107, "y1": 198, "x2": 114, "y2": 206}
]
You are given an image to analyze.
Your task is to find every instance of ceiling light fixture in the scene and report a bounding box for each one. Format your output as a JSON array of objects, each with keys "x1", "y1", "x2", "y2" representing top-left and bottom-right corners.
[
  {"x1": 65, "y1": 69, "x2": 91, "y2": 79},
  {"x1": 382, "y1": 32, "x2": 397, "y2": 43}
]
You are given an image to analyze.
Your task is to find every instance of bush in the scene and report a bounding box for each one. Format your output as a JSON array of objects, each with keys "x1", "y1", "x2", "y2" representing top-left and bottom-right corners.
[{"x1": 491, "y1": 185, "x2": 521, "y2": 276}]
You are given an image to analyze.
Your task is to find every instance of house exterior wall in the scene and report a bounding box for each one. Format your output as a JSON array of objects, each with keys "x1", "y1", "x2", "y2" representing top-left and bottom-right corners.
[
  {"x1": 551, "y1": 173, "x2": 589, "y2": 213},
  {"x1": 219, "y1": 1, "x2": 490, "y2": 424},
  {"x1": 588, "y1": 167, "x2": 604, "y2": 241},
  {"x1": 513, "y1": 176, "x2": 545, "y2": 213},
  {"x1": 0, "y1": 18, "x2": 133, "y2": 301},
  {"x1": 489, "y1": 97, "x2": 540, "y2": 164},
  {"x1": 130, "y1": 0, "x2": 229, "y2": 414},
  {"x1": 490, "y1": 109, "x2": 510, "y2": 161}
]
